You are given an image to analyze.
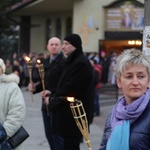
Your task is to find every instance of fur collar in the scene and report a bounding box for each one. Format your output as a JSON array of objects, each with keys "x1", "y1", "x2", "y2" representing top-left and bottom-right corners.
[{"x1": 0, "y1": 73, "x2": 20, "y2": 84}]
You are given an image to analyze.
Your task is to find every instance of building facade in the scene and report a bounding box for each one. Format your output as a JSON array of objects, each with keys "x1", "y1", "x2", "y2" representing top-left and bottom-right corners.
[{"x1": 7, "y1": 0, "x2": 144, "y2": 55}]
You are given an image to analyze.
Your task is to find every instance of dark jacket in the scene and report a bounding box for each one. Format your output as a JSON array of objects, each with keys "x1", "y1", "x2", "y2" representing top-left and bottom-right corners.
[
  {"x1": 34, "y1": 52, "x2": 65, "y2": 111},
  {"x1": 50, "y1": 49, "x2": 93, "y2": 137},
  {"x1": 99, "y1": 101, "x2": 150, "y2": 150}
]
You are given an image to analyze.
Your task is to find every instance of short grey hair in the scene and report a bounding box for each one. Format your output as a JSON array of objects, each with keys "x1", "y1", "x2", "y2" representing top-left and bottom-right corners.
[{"x1": 114, "y1": 49, "x2": 150, "y2": 79}]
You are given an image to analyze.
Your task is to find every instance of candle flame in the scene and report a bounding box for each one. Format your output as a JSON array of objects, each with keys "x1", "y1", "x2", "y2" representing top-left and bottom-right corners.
[
  {"x1": 67, "y1": 97, "x2": 75, "y2": 102},
  {"x1": 25, "y1": 56, "x2": 31, "y2": 62},
  {"x1": 37, "y1": 59, "x2": 41, "y2": 64}
]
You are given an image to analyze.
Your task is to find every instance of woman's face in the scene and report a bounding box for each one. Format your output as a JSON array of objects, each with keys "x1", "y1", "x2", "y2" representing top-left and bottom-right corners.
[
  {"x1": 117, "y1": 64, "x2": 150, "y2": 104},
  {"x1": 0, "y1": 66, "x2": 3, "y2": 76}
]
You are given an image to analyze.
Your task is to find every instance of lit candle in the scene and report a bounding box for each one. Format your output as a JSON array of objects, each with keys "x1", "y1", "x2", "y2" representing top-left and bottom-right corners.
[
  {"x1": 66, "y1": 97, "x2": 92, "y2": 150},
  {"x1": 37, "y1": 59, "x2": 41, "y2": 65},
  {"x1": 37, "y1": 59, "x2": 49, "y2": 116},
  {"x1": 36, "y1": 59, "x2": 45, "y2": 90},
  {"x1": 67, "y1": 97, "x2": 75, "y2": 102}
]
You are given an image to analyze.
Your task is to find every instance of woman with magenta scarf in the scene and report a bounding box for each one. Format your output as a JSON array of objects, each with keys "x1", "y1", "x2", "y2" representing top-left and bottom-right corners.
[{"x1": 99, "y1": 49, "x2": 150, "y2": 150}]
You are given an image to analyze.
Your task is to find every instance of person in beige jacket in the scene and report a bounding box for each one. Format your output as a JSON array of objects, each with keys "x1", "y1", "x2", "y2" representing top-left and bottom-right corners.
[{"x1": 0, "y1": 58, "x2": 26, "y2": 150}]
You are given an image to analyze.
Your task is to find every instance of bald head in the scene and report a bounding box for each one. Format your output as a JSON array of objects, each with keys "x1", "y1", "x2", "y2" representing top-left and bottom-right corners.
[
  {"x1": 48, "y1": 37, "x2": 61, "y2": 45},
  {"x1": 47, "y1": 37, "x2": 62, "y2": 56}
]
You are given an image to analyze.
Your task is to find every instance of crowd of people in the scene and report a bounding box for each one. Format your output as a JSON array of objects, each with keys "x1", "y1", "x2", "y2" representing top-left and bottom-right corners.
[
  {"x1": 4, "y1": 52, "x2": 46, "y2": 88},
  {"x1": 0, "y1": 33, "x2": 102, "y2": 150},
  {"x1": 3, "y1": 48, "x2": 117, "y2": 89},
  {"x1": 1, "y1": 33, "x2": 150, "y2": 150}
]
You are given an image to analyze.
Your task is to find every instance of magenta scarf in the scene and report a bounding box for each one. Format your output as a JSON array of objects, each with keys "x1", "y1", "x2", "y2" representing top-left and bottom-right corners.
[{"x1": 111, "y1": 88, "x2": 150, "y2": 128}]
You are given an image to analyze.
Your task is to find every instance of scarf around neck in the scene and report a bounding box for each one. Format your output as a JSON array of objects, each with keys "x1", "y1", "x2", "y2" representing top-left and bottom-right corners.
[
  {"x1": 111, "y1": 88, "x2": 150, "y2": 128},
  {"x1": 106, "y1": 88, "x2": 150, "y2": 150}
]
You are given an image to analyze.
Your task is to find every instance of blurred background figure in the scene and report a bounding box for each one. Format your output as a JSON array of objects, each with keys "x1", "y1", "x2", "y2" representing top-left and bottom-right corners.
[
  {"x1": 109, "y1": 53, "x2": 117, "y2": 85},
  {"x1": 12, "y1": 60, "x2": 24, "y2": 87},
  {"x1": 90, "y1": 59, "x2": 102, "y2": 117},
  {"x1": 5, "y1": 58, "x2": 13, "y2": 74},
  {"x1": 100, "y1": 51, "x2": 110, "y2": 84}
]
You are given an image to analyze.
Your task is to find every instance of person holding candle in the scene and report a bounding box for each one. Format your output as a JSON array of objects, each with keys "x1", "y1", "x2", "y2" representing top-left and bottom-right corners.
[
  {"x1": 43, "y1": 33, "x2": 94, "y2": 150},
  {"x1": 28, "y1": 37, "x2": 65, "y2": 150},
  {"x1": 0, "y1": 58, "x2": 26, "y2": 150},
  {"x1": 99, "y1": 49, "x2": 150, "y2": 150}
]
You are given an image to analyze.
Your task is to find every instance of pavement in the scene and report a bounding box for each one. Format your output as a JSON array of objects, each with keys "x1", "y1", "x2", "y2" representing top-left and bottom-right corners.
[{"x1": 22, "y1": 88, "x2": 114, "y2": 150}]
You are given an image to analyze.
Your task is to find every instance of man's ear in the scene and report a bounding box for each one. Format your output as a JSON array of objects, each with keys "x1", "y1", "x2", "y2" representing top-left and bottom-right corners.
[{"x1": 116, "y1": 78, "x2": 122, "y2": 89}]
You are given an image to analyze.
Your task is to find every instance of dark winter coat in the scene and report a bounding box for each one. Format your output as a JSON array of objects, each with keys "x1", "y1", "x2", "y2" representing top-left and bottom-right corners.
[
  {"x1": 34, "y1": 52, "x2": 65, "y2": 111},
  {"x1": 99, "y1": 101, "x2": 150, "y2": 150},
  {"x1": 50, "y1": 49, "x2": 93, "y2": 137}
]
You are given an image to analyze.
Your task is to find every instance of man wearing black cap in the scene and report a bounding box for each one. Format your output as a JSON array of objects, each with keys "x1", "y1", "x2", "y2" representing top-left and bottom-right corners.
[{"x1": 43, "y1": 33, "x2": 93, "y2": 150}]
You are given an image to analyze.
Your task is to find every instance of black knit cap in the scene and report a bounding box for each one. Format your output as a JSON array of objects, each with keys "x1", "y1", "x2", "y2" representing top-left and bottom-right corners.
[{"x1": 64, "y1": 33, "x2": 82, "y2": 51}]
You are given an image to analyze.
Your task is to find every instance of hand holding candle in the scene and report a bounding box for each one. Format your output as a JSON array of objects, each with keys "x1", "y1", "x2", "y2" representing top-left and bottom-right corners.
[{"x1": 37, "y1": 59, "x2": 49, "y2": 115}]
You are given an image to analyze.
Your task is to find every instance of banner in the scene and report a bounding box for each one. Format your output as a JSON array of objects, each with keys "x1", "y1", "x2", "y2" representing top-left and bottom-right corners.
[{"x1": 105, "y1": 4, "x2": 144, "y2": 31}]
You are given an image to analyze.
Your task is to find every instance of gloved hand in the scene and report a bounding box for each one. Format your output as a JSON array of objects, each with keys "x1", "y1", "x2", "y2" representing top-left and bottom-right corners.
[{"x1": 49, "y1": 96, "x2": 67, "y2": 110}]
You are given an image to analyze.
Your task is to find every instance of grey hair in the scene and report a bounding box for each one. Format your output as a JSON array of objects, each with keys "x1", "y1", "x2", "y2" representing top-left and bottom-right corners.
[{"x1": 114, "y1": 48, "x2": 150, "y2": 79}]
